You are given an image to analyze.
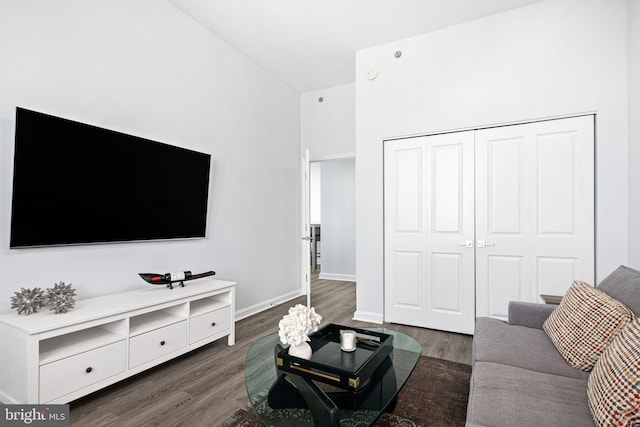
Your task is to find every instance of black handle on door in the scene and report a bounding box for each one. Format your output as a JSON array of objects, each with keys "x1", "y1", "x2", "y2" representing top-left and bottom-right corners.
[
  {"x1": 86, "y1": 367, "x2": 93, "y2": 373},
  {"x1": 160, "y1": 340, "x2": 166, "y2": 346}
]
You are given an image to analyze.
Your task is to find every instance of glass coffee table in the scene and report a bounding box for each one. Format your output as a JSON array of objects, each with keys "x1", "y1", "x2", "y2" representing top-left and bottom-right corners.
[{"x1": 245, "y1": 327, "x2": 422, "y2": 426}]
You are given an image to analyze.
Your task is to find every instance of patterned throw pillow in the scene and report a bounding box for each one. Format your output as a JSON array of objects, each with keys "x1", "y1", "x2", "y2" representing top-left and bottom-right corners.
[
  {"x1": 587, "y1": 317, "x2": 640, "y2": 426},
  {"x1": 543, "y1": 280, "x2": 635, "y2": 371}
]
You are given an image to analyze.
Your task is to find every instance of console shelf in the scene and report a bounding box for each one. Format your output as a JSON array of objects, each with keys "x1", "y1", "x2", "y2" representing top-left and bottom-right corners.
[
  {"x1": 0, "y1": 278, "x2": 235, "y2": 404},
  {"x1": 40, "y1": 325, "x2": 125, "y2": 365},
  {"x1": 190, "y1": 296, "x2": 229, "y2": 317},
  {"x1": 130, "y1": 308, "x2": 187, "y2": 337}
]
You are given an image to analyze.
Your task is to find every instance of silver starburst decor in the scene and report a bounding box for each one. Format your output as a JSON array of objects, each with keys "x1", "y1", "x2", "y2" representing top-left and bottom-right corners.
[
  {"x1": 10, "y1": 287, "x2": 46, "y2": 315},
  {"x1": 45, "y1": 281, "x2": 77, "y2": 314}
]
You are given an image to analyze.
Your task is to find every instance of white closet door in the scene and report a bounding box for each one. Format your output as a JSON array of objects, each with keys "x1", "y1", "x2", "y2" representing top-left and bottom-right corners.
[
  {"x1": 475, "y1": 116, "x2": 594, "y2": 320},
  {"x1": 384, "y1": 132, "x2": 475, "y2": 334}
]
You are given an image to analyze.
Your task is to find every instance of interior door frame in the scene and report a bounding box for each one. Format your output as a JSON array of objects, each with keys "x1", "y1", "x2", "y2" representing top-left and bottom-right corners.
[
  {"x1": 301, "y1": 151, "x2": 355, "y2": 306},
  {"x1": 301, "y1": 149, "x2": 311, "y2": 307}
]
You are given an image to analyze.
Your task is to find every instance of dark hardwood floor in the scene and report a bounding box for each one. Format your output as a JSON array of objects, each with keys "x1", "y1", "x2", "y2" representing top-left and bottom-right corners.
[{"x1": 70, "y1": 273, "x2": 472, "y2": 426}]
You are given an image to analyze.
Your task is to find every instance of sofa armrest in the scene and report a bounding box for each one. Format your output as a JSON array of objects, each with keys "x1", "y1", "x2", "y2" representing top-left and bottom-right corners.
[{"x1": 508, "y1": 301, "x2": 556, "y2": 329}]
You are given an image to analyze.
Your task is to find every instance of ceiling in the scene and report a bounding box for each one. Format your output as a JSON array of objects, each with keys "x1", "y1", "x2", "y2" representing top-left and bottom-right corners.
[{"x1": 167, "y1": 0, "x2": 545, "y2": 93}]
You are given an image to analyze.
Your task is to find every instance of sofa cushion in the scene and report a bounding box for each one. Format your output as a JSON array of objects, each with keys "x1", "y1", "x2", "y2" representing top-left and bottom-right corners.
[
  {"x1": 474, "y1": 317, "x2": 589, "y2": 380},
  {"x1": 587, "y1": 317, "x2": 640, "y2": 426},
  {"x1": 465, "y1": 361, "x2": 593, "y2": 427},
  {"x1": 597, "y1": 265, "x2": 640, "y2": 316},
  {"x1": 543, "y1": 280, "x2": 635, "y2": 371}
]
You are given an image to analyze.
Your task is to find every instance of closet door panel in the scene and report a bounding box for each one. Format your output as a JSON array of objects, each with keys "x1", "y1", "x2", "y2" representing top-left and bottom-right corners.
[
  {"x1": 537, "y1": 132, "x2": 576, "y2": 234},
  {"x1": 476, "y1": 126, "x2": 531, "y2": 320},
  {"x1": 432, "y1": 145, "x2": 462, "y2": 233},
  {"x1": 484, "y1": 255, "x2": 526, "y2": 320},
  {"x1": 423, "y1": 132, "x2": 475, "y2": 334},
  {"x1": 476, "y1": 116, "x2": 594, "y2": 319},
  {"x1": 486, "y1": 137, "x2": 526, "y2": 234},
  {"x1": 537, "y1": 257, "x2": 578, "y2": 297},
  {"x1": 384, "y1": 139, "x2": 428, "y2": 326},
  {"x1": 531, "y1": 117, "x2": 595, "y2": 297},
  {"x1": 430, "y1": 252, "x2": 464, "y2": 314},
  {"x1": 394, "y1": 148, "x2": 422, "y2": 233},
  {"x1": 385, "y1": 132, "x2": 475, "y2": 334},
  {"x1": 393, "y1": 251, "x2": 422, "y2": 308}
]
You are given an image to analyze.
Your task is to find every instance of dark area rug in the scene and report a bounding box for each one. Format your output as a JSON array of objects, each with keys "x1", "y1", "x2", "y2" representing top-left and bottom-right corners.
[{"x1": 223, "y1": 356, "x2": 471, "y2": 426}]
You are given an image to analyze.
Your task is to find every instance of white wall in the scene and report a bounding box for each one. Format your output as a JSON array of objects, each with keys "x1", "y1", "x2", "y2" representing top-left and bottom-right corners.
[
  {"x1": 0, "y1": 0, "x2": 301, "y2": 315},
  {"x1": 310, "y1": 162, "x2": 322, "y2": 225},
  {"x1": 319, "y1": 159, "x2": 356, "y2": 281},
  {"x1": 355, "y1": 0, "x2": 629, "y2": 322},
  {"x1": 301, "y1": 83, "x2": 355, "y2": 159},
  {"x1": 629, "y1": 0, "x2": 640, "y2": 269}
]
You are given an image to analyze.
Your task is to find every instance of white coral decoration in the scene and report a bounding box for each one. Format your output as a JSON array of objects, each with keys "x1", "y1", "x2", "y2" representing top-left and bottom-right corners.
[{"x1": 278, "y1": 304, "x2": 322, "y2": 346}]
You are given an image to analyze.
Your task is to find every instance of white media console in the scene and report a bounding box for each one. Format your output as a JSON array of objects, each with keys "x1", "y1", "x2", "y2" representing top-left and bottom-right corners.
[{"x1": 0, "y1": 278, "x2": 235, "y2": 404}]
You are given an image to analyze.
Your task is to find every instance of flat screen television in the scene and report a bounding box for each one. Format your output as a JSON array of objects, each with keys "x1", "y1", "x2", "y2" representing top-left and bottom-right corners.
[{"x1": 9, "y1": 107, "x2": 211, "y2": 248}]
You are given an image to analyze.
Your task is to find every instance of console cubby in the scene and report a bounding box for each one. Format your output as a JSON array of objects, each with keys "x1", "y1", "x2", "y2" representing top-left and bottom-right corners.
[
  {"x1": 129, "y1": 304, "x2": 188, "y2": 337},
  {"x1": 190, "y1": 295, "x2": 230, "y2": 317},
  {"x1": 39, "y1": 320, "x2": 126, "y2": 365},
  {"x1": 0, "y1": 278, "x2": 235, "y2": 404}
]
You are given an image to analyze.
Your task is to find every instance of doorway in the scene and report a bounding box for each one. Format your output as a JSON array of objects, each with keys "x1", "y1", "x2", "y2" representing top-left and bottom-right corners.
[{"x1": 308, "y1": 158, "x2": 356, "y2": 283}]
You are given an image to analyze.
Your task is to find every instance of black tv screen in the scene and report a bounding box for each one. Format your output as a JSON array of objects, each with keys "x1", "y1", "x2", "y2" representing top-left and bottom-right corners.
[{"x1": 10, "y1": 107, "x2": 211, "y2": 248}]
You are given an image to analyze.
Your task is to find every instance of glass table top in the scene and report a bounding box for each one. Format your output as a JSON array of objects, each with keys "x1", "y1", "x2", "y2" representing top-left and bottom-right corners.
[{"x1": 245, "y1": 327, "x2": 422, "y2": 426}]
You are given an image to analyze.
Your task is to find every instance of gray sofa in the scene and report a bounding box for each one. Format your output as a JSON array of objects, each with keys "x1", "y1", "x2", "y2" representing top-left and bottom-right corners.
[{"x1": 466, "y1": 265, "x2": 640, "y2": 427}]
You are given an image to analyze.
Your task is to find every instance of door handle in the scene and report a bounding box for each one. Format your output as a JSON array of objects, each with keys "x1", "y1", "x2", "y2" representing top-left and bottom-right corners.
[
  {"x1": 477, "y1": 240, "x2": 496, "y2": 248},
  {"x1": 456, "y1": 240, "x2": 474, "y2": 248},
  {"x1": 301, "y1": 236, "x2": 311, "y2": 241}
]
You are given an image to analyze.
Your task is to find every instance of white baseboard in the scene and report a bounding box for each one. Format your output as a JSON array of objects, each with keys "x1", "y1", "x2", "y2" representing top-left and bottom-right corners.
[
  {"x1": 353, "y1": 310, "x2": 384, "y2": 324},
  {"x1": 318, "y1": 272, "x2": 356, "y2": 282},
  {"x1": 235, "y1": 289, "x2": 303, "y2": 321}
]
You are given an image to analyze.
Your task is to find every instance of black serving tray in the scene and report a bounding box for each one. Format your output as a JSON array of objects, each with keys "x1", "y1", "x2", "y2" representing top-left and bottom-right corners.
[{"x1": 276, "y1": 323, "x2": 393, "y2": 392}]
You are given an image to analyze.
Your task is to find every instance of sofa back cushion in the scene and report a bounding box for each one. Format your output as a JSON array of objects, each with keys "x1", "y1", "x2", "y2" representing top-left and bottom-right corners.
[
  {"x1": 597, "y1": 265, "x2": 640, "y2": 317},
  {"x1": 543, "y1": 280, "x2": 635, "y2": 371},
  {"x1": 587, "y1": 317, "x2": 640, "y2": 426}
]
